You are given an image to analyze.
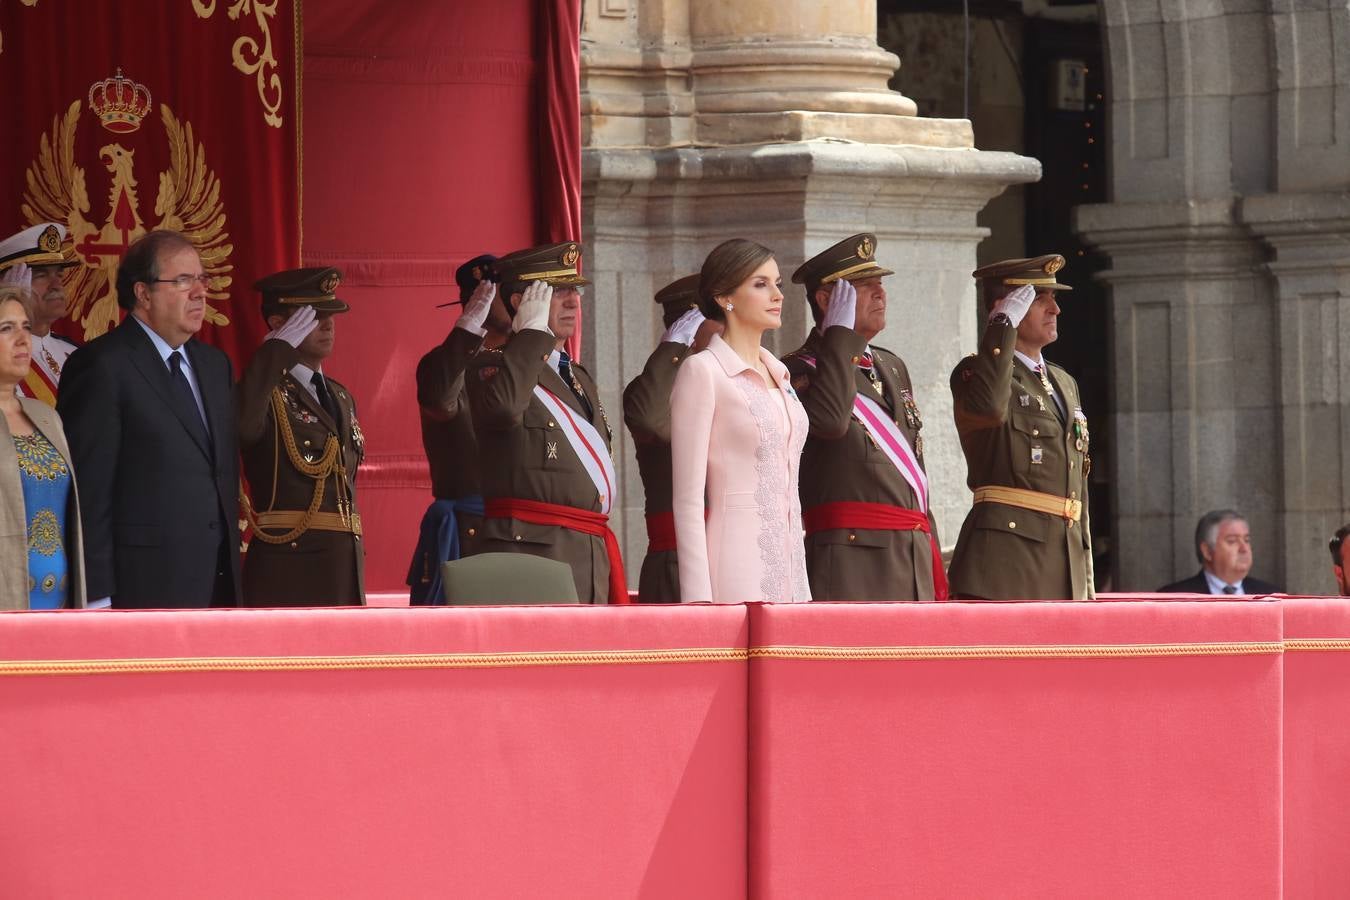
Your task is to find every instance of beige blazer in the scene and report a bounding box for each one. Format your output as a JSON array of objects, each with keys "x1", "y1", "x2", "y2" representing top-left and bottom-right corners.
[{"x1": 0, "y1": 397, "x2": 87, "y2": 610}]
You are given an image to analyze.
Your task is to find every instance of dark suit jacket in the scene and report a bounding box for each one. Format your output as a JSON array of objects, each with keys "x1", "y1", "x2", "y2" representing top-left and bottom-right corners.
[
  {"x1": 1156, "y1": 570, "x2": 1281, "y2": 595},
  {"x1": 57, "y1": 317, "x2": 241, "y2": 607}
]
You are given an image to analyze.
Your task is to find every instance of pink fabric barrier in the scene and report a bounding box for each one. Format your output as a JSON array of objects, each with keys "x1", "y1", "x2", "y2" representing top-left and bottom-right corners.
[
  {"x1": 0, "y1": 606, "x2": 748, "y2": 899},
  {"x1": 747, "y1": 600, "x2": 1285, "y2": 898},
  {"x1": 1283, "y1": 596, "x2": 1350, "y2": 897}
]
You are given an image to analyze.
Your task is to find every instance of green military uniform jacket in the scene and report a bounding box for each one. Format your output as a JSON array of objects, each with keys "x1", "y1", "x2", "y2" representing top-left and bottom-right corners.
[
  {"x1": 948, "y1": 319, "x2": 1093, "y2": 600},
  {"x1": 622, "y1": 340, "x2": 690, "y2": 603},
  {"x1": 465, "y1": 328, "x2": 616, "y2": 603},
  {"x1": 783, "y1": 326, "x2": 940, "y2": 601},
  {"x1": 416, "y1": 327, "x2": 486, "y2": 556},
  {"x1": 237, "y1": 340, "x2": 365, "y2": 606}
]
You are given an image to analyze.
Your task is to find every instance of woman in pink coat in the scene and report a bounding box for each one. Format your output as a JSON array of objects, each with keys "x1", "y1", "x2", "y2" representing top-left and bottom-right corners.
[{"x1": 670, "y1": 239, "x2": 811, "y2": 603}]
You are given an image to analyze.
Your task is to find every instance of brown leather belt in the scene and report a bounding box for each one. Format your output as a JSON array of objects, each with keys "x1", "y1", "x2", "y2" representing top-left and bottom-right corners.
[
  {"x1": 972, "y1": 486, "x2": 1081, "y2": 523},
  {"x1": 253, "y1": 510, "x2": 363, "y2": 536}
]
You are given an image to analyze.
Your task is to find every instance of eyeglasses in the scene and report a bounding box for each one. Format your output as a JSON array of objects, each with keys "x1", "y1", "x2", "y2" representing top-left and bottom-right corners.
[{"x1": 149, "y1": 273, "x2": 211, "y2": 291}]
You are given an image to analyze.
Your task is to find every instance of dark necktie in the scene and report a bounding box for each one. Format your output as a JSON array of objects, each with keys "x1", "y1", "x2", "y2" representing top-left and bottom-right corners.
[
  {"x1": 557, "y1": 350, "x2": 593, "y2": 418},
  {"x1": 1221, "y1": 584, "x2": 1238, "y2": 595},
  {"x1": 858, "y1": 350, "x2": 884, "y2": 398},
  {"x1": 1035, "y1": 364, "x2": 1067, "y2": 424},
  {"x1": 168, "y1": 351, "x2": 210, "y2": 449},
  {"x1": 311, "y1": 371, "x2": 341, "y2": 424}
]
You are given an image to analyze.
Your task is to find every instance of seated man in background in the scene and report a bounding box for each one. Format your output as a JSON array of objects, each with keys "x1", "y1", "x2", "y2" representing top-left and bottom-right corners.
[
  {"x1": 1329, "y1": 524, "x2": 1350, "y2": 595},
  {"x1": 1157, "y1": 509, "x2": 1281, "y2": 595}
]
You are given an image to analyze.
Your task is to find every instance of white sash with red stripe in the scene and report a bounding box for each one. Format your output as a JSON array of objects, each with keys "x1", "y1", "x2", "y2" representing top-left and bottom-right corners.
[
  {"x1": 851, "y1": 393, "x2": 928, "y2": 513},
  {"x1": 532, "y1": 385, "x2": 616, "y2": 515}
]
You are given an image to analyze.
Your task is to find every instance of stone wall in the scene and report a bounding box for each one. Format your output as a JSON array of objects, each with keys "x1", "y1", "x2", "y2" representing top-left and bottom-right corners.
[{"x1": 1079, "y1": 0, "x2": 1350, "y2": 593}]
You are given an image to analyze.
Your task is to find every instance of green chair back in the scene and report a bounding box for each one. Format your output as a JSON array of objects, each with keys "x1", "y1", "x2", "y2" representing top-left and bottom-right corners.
[{"x1": 441, "y1": 553, "x2": 581, "y2": 605}]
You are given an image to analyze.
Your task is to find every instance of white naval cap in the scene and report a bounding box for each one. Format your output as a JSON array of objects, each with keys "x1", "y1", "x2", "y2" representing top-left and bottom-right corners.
[{"x1": 0, "y1": 223, "x2": 78, "y2": 273}]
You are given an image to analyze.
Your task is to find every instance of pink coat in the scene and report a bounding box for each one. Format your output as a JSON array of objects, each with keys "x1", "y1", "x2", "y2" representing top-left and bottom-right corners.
[{"x1": 670, "y1": 334, "x2": 811, "y2": 603}]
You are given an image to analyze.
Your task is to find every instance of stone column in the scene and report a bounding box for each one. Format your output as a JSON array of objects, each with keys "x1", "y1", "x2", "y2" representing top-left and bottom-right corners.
[
  {"x1": 1081, "y1": 0, "x2": 1350, "y2": 593},
  {"x1": 580, "y1": 0, "x2": 1040, "y2": 583}
]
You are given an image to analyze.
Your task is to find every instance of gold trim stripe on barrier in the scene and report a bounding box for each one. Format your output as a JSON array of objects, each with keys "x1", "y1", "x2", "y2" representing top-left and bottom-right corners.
[
  {"x1": 750, "y1": 642, "x2": 1286, "y2": 661},
  {"x1": 0, "y1": 647, "x2": 749, "y2": 677},
  {"x1": 1283, "y1": 639, "x2": 1350, "y2": 653},
  {"x1": 0, "y1": 639, "x2": 1330, "y2": 677}
]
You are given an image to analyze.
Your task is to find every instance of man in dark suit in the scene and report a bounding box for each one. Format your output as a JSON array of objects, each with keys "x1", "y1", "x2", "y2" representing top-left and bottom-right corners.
[
  {"x1": 57, "y1": 229, "x2": 240, "y2": 608},
  {"x1": 1157, "y1": 509, "x2": 1281, "y2": 595}
]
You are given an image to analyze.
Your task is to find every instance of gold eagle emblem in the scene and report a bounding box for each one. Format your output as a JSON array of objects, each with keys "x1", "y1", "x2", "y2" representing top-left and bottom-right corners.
[{"x1": 21, "y1": 93, "x2": 234, "y2": 341}]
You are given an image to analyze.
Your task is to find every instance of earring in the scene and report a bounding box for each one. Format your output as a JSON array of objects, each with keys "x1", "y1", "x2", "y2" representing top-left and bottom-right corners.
[{"x1": 726, "y1": 303, "x2": 735, "y2": 312}]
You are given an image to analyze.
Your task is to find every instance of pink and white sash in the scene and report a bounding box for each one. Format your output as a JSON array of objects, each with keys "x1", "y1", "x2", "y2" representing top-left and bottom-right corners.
[
  {"x1": 532, "y1": 385, "x2": 617, "y2": 515},
  {"x1": 852, "y1": 394, "x2": 928, "y2": 513},
  {"x1": 795, "y1": 351, "x2": 928, "y2": 512}
]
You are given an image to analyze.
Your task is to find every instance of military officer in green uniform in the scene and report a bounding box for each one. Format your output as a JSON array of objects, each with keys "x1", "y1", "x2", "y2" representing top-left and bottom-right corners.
[
  {"x1": 622, "y1": 274, "x2": 723, "y2": 602},
  {"x1": 237, "y1": 267, "x2": 365, "y2": 606},
  {"x1": 948, "y1": 254, "x2": 1093, "y2": 600},
  {"x1": 407, "y1": 254, "x2": 509, "y2": 604},
  {"x1": 465, "y1": 242, "x2": 627, "y2": 604},
  {"x1": 782, "y1": 233, "x2": 946, "y2": 601}
]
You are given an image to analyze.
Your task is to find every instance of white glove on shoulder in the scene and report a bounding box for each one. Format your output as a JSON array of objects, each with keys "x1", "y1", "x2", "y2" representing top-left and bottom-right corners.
[
  {"x1": 990, "y1": 284, "x2": 1036, "y2": 328},
  {"x1": 455, "y1": 279, "x2": 496, "y2": 336},
  {"x1": 821, "y1": 278, "x2": 856, "y2": 331},
  {"x1": 0, "y1": 262, "x2": 32, "y2": 292},
  {"x1": 512, "y1": 280, "x2": 552, "y2": 334},
  {"x1": 661, "y1": 307, "x2": 705, "y2": 346},
  {"x1": 266, "y1": 305, "x2": 319, "y2": 348}
]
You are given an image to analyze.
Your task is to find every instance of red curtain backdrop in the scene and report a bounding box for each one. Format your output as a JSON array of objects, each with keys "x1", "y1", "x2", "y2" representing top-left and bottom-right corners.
[
  {"x1": 303, "y1": 0, "x2": 583, "y2": 592},
  {"x1": 0, "y1": 1, "x2": 300, "y2": 368}
]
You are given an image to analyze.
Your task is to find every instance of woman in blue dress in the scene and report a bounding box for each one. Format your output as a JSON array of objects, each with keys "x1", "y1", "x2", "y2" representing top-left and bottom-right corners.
[{"x1": 0, "y1": 287, "x2": 86, "y2": 609}]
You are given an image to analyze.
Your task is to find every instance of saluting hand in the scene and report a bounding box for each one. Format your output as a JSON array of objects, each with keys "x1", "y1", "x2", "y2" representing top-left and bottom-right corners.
[
  {"x1": 822, "y1": 277, "x2": 856, "y2": 331},
  {"x1": 512, "y1": 280, "x2": 552, "y2": 334},
  {"x1": 990, "y1": 284, "x2": 1037, "y2": 328},
  {"x1": 455, "y1": 278, "x2": 497, "y2": 336},
  {"x1": 0, "y1": 262, "x2": 31, "y2": 292},
  {"x1": 266, "y1": 305, "x2": 319, "y2": 348},
  {"x1": 661, "y1": 307, "x2": 705, "y2": 346}
]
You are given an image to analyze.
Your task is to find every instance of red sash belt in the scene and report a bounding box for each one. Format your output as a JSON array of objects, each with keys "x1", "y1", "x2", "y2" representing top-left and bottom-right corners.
[
  {"x1": 486, "y1": 498, "x2": 630, "y2": 604},
  {"x1": 803, "y1": 501, "x2": 949, "y2": 601},
  {"x1": 646, "y1": 511, "x2": 676, "y2": 554}
]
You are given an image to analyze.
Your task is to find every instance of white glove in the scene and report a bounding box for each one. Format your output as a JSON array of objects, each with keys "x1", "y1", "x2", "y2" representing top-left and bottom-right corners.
[
  {"x1": 455, "y1": 278, "x2": 497, "y2": 336},
  {"x1": 266, "y1": 304, "x2": 319, "y2": 348},
  {"x1": 821, "y1": 278, "x2": 856, "y2": 331},
  {"x1": 990, "y1": 284, "x2": 1036, "y2": 328},
  {"x1": 512, "y1": 280, "x2": 552, "y2": 334},
  {"x1": 0, "y1": 262, "x2": 31, "y2": 291},
  {"x1": 661, "y1": 307, "x2": 705, "y2": 346}
]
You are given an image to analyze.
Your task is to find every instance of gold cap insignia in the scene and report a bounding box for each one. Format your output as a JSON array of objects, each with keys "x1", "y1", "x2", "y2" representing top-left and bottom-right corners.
[
  {"x1": 561, "y1": 245, "x2": 580, "y2": 268},
  {"x1": 471, "y1": 265, "x2": 483, "y2": 280},
  {"x1": 38, "y1": 225, "x2": 61, "y2": 253},
  {"x1": 1044, "y1": 257, "x2": 1064, "y2": 275},
  {"x1": 857, "y1": 237, "x2": 874, "y2": 260},
  {"x1": 319, "y1": 272, "x2": 341, "y2": 293}
]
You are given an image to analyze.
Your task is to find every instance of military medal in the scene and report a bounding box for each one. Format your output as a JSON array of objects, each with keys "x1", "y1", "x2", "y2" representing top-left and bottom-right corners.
[
  {"x1": 351, "y1": 418, "x2": 365, "y2": 454},
  {"x1": 899, "y1": 389, "x2": 922, "y2": 431},
  {"x1": 1030, "y1": 446, "x2": 1043, "y2": 465},
  {"x1": 1072, "y1": 407, "x2": 1090, "y2": 455},
  {"x1": 546, "y1": 441, "x2": 558, "y2": 460}
]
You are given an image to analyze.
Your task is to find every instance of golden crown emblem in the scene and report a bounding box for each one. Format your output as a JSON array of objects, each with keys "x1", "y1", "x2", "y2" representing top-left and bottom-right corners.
[
  {"x1": 857, "y1": 237, "x2": 874, "y2": 259},
  {"x1": 88, "y1": 69, "x2": 153, "y2": 134},
  {"x1": 1044, "y1": 256, "x2": 1065, "y2": 275},
  {"x1": 38, "y1": 225, "x2": 61, "y2": 253},
  {"x1": 319, "y1": 272, "x2": 341, "y2": 293},
  {"x1": 561, "y1": 245, "x2": 579, "y2": 268}
]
